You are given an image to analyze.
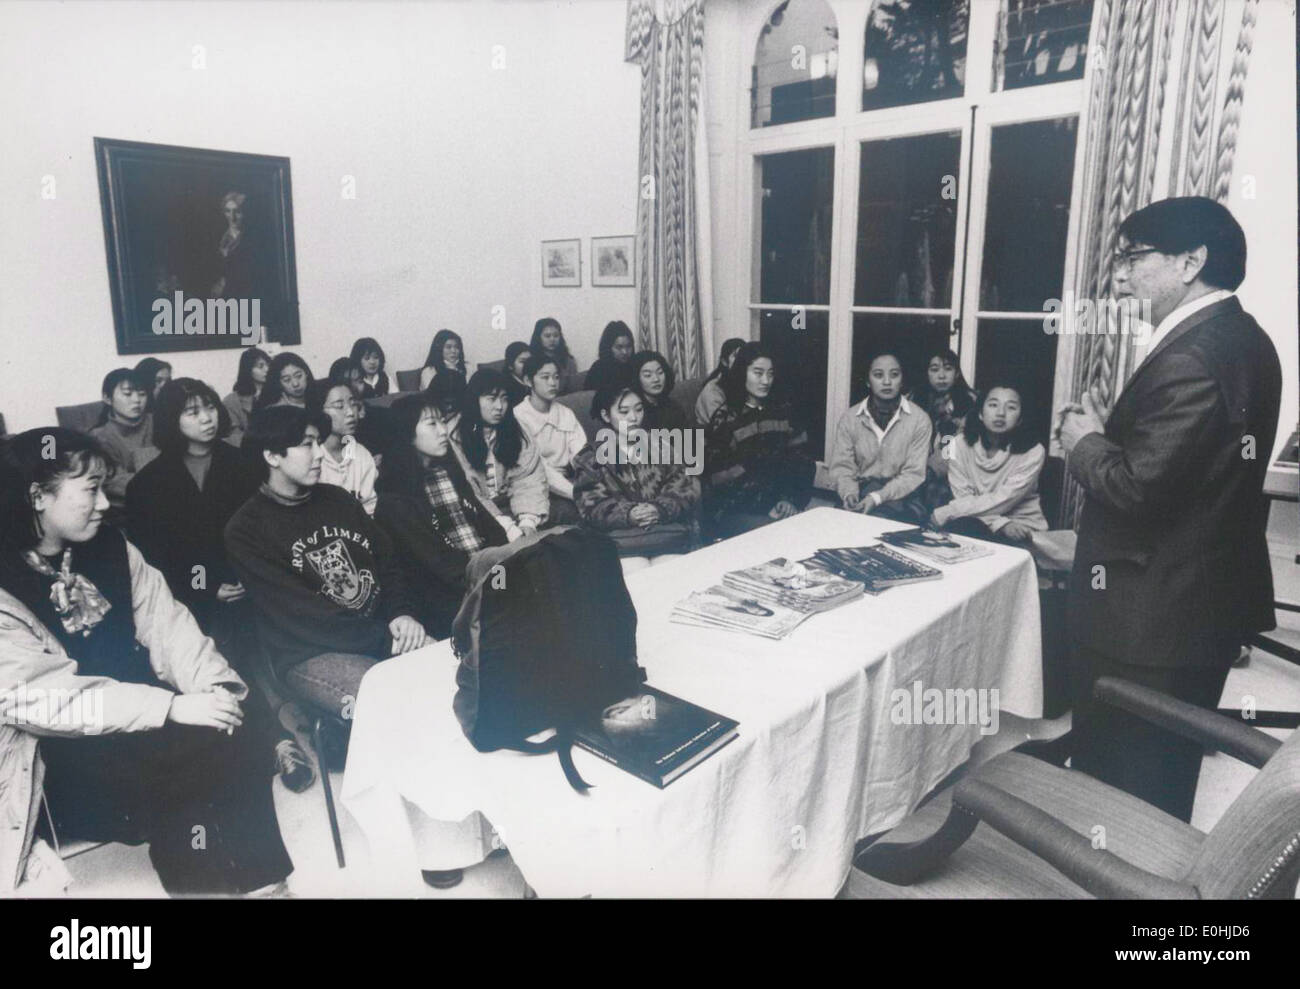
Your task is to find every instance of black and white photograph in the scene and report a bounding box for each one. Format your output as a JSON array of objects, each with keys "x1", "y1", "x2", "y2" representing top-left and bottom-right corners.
[{"x1": 0, "y1": 0, "x2": 1297, "y2": 962}]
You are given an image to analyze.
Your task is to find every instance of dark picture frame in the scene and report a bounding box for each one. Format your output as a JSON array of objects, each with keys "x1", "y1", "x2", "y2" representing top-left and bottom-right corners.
[{"x1": 94, "y1": 137, "x2": 301, "y2": 354}]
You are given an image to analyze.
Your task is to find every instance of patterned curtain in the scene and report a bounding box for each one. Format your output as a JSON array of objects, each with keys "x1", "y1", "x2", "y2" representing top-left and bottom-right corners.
[
  {"x1": 625, "y1": 0, "x2": 713, "y2": 380},
  {"x1": 1056, "y1": 0, "x2": 1258, "y2": 527}
]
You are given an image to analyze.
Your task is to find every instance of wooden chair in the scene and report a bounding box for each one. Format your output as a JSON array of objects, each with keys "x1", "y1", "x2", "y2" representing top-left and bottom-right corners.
[{"x1": 846, "y1": 677, "x2": 1300, "y2": 899}]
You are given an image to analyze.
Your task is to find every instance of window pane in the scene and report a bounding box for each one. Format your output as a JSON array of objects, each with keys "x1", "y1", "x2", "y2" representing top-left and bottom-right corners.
[
  {"x1": 978, "y1": 116, "x2": 1078, "y2": 311},
  {"x1": 973, "y1": 318, "x2": 1058, "y2": 447},
  {"x1": 994, "y1": 0, "x2": 1094, "y2": 92},
  {"x1": 850, "y1": 313, "x2": 950, "y2": 407},
  {"x1": 759, "y1": 147, "x2": 835, "y2": 305},
  {"x1": 862, "y1": 0, "x2": 968, "y2": 111},
  {"x1": 752, "y1": 0, "x2": 839, "y2": 128},
  {"x1": 855, "y1": 132, "x2": 960, "y2": 307},
  {"x1": 759, "y1": 307, "x2": 829, "y2": 454}
]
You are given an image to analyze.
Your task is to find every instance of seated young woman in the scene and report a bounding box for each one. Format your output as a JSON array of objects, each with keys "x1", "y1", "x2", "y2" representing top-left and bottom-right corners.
[
  {"x1": 584, "y1": 321, "x2": 636, "y2": 393},
  {"x1": 694, "y1": 337, "x2": 745, "y2": 426},
  {"x1": 633, "y1": 350, "x2": 689, "y2": 431},
  {"x1": 134, "y1": 357, "x2": 173, "y2": 409},
  {"x1": 908, "y1": 347, "x2": 978, "y2": 511},
  {"x1": 829, "y1": 351, "x2": 933, "y2": 524},
  {"x1": 513, "y1": 352, "x2": 587, "y2": 524},
  {"x1": 502, "y1": 341, "x2": 532, "y2": 407},
  {"x1": 89, "y1": 367, "x2": 159, "y2": 522},
  {"x1": 305, "y1": 378, "x2": 378, "y2": 515},
  {"x1": 374, "y1": 394, "x2": 509, "y2": 638},
  {"x1": 530, "y1": 317, "x2": 580, "y2": 393},
  {"x1": 223, "y1": 347, "x2": 270, "y2": 448},
  {"x1": 441, "y1": 369, "x2": 550, "y2": 538},
  {"x1": 929, "y1": 382, "x2": 1048, "y2": 544},
  {"x1": 0, "y1": 429, "x2": 293, "y2": 896},
  {"x1": 702, "y1": 342, "x2": 815, "y2": 540},
  {"x1": 572, "y1": 384, "x2": 700, "y2": 574},
  {"x1": 350, "y1": 337, "x2": 390, "y2": 398},
  {"x1": 126, "y1": 378, "x2": 314, "y2": 792},
  {"x1": 330, "y1": 356, "x2": 391, "y2": 464},
  {"x1": 419, "y1": 329, "x2": 467, "y2": 391},
  {"x1": 256, "y1": 352, "x2": 314, "y2": 410}
]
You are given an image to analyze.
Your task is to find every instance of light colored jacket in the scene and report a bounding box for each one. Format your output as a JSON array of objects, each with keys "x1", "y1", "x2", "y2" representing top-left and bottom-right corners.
[
  {"x1": 828, "y1": 398, "x2": 932, "y2": 505},
  {"x1": 933, "y1": 437, "x2": 1049, "y2": 533},
  {"x1": 513, "y1": 399, "x2": 587, "y2": 500},
  {"x1": 0, "y1": 539, "x2": 245, "y2": 893},
  {"x1": 319, "y1": 435, "x2": 378, "y2": 515},
  {"x1": 449, "y1": 428, "x2": 550, "y2": 525}
]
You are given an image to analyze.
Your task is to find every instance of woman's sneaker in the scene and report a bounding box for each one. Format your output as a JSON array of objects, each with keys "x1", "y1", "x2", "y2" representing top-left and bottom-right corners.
[{"x1": 275, "y1": 738, "x2": 316, "y2": 793}]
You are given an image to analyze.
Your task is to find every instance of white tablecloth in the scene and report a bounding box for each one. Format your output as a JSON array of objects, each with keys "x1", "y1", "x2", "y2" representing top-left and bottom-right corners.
[{"x1": 340, "y1": 508, "x2": 1042, "y2": 897}]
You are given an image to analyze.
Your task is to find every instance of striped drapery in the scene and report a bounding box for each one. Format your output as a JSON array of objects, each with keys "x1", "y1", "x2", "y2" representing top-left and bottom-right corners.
[
  {"x1": 1056, "y1": 0, "x2": 1258, "y2": 527},
  {"x1": 625, "y1": 0, "x2": 713, "y2": 380}
]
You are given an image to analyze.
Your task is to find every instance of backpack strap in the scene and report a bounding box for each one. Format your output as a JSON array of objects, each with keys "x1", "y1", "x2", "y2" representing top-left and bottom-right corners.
[{"x1": 492, "y1": 733, "x2": 593, "y2": 794}]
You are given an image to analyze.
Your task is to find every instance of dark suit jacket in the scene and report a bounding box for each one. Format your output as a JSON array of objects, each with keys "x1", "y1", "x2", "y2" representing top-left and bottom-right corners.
[
  {"x1": 1067, "y1": 296, "x2": 1281, "y2": 668},
  {"x1": 125, "y1": 442, "x2": 261, "y2": 634}
]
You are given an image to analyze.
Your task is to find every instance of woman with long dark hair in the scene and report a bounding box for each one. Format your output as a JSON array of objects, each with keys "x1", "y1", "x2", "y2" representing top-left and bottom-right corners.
[
  {"x1": 444, "y1": 369, "x2": 549, "y2": 537},
  {"x1": 256, "y1": 352, "x2": 314, "y2": 410},
  {"x1": 513, "y1": 352, "x2": 587, "y2": 522},
  {"x1": 305, "y1": 378, "x2": 378, "y2": 515},
  {"x1": 572, "y1": 384, "x2": 700, "y2": 574},
  {"x1": 223, "y1": 347, "x2": 270, "y2": 447},
  {"x1": 374, "y1": 395, "x2": 509, "y2": 638},
  {"x1": 503, "y1": 341, "x2": 532, "y2": 406},
  {"x1": 702, "y1": 342, "x2": 815, "y2": 540},
  {"x1": 930, "y1": 382, "x2": 1047, "y2": 543},
  {"x1": 583, "y1": 321, "x2": 636, "y2": 393},
  {"x1": 350, "y1": 338, "x2": 389, "y2": 397},
  {"x1": 126, "y1": 379, "x2": 314, "y2": 793},
  {"x1": 632, "y1": 350, "x2": 689, "y2": 431},
  {"x1": 694, "y1": 337, "x2": 745, "y2": 426},
  {"x1": 420, "y1": 329, "x2": 467, "y2": 391},
  {"x1": 530, "y1": 317, "x2": 579, "y2": 392},
  {"x1": 134, "y1": 357, "x2": 173, "y2": 409},
  {"x1": 0, "y1": 428, "x2": 294, "y2": 895}
]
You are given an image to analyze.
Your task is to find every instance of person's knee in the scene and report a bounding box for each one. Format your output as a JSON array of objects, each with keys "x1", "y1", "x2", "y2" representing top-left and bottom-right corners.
[{"x1": 285, "y1": 653, "x2": 379, "y2": 719}]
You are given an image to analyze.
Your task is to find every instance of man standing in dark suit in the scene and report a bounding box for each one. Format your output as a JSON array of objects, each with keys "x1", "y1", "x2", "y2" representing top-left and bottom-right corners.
[{"x1": 1058, "y1": 197, "x2": 1282, "y2": 822}]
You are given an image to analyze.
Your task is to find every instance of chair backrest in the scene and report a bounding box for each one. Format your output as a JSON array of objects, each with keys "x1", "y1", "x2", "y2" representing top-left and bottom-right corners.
[
  {"x1": 556, "y1": 390, "x2": 599, "y2": 443},
  {"x1": 477, "y1": 359, "x2": 506, "y2": 375},
  {"x1": 394, "y1": 368, "x2": 423, "y2": 393},
  {"x1": 1187, "y1": 727, "x2": 1300, "y2": 897},
  {"x1": 55, "y1": 401, "x2": 104, "y2": 434},
  {"x1": 673, "y1": 375, "x2": 707, "y2": 425}
]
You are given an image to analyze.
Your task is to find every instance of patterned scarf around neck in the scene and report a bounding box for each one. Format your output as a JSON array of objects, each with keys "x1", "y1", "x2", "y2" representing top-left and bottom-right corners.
[{"x1": 23, "y1": 547, "x2": 113, "y2": 637}]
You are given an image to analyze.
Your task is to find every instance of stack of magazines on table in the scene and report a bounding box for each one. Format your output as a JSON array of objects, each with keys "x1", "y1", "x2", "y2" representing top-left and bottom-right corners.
[{"x1": 670, "y1": 529, "x2": 994, "y2": 640}]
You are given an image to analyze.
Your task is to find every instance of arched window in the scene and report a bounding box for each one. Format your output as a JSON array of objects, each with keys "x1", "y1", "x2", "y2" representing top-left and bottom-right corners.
[
  {"x1": 751, "y1": 0, "x2": 839, "y2": 129},
  {"x1": 862, "y1": 0, "x2": 970, "y2": 111}
]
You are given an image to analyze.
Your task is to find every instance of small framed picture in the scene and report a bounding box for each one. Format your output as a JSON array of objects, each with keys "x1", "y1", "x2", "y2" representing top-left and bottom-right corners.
[
  {"x1": 541, "y1": 239, "x2": 581, "y2": 287},
  {"x1": 591, "y1": 235, "x2": 635, "y2": 287}
]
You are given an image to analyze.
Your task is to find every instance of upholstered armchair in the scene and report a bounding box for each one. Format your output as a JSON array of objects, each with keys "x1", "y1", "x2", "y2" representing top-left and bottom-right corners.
[{"x1": 846, "y1": 677, "x2": 1300, "y2": 899}]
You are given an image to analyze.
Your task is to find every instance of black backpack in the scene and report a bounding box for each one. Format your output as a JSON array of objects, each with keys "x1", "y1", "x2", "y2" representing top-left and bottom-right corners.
[{"x1": 451, "y1": 526, "x2": 645, "y2": 791}]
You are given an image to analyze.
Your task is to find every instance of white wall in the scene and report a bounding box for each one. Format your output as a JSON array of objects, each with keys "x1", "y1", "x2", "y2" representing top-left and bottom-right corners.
[{"x1": 0, "y1": 0, "x2": 641, "y2": 432}]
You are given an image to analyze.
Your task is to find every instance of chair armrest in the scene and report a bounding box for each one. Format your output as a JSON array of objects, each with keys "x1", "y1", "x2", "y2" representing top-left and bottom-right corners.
[
  {"x1": 1094, "y1": 677, "x2": 1281, "y2": 768},
  {"x1": 952, "y1": 777, "x2": 1199, "y2": 899}
]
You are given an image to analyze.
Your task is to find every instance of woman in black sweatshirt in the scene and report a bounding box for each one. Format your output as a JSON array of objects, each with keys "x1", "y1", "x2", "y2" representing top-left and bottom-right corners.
[{"x1": 374, "y1": 394, "x2": 509, "y2": 639}]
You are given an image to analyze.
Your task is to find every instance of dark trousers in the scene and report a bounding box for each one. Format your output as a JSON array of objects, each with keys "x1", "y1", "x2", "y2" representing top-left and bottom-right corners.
[
  {"x1": 1069, "y1": 645, "x2": 1234, "y2": 823},
  {"x1": 40, "y1": 685, "x2": 293, "y2": 895}
]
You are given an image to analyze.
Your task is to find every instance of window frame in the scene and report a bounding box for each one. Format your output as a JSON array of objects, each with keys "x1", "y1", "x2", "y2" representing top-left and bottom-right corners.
[{"x1": 737, "y1": 0, "x2": 1096, "y2": 460}]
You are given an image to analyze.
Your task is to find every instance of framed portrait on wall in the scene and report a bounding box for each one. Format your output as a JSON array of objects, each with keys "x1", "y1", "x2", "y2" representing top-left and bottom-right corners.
[
  {"x1": 591, "y1": 235, "x2": 634, "y2": 287},
  {"x1": 541, "y1": 239, "x2": 582, "y2": 287},
  {"x1": 94, "y1": 137, "x2": 301, "y2": 355}
]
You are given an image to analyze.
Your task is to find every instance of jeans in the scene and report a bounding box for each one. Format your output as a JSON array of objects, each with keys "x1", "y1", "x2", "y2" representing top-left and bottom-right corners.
[{"x1": 284, "y1": 652, "x2": 382, "y2": 722}]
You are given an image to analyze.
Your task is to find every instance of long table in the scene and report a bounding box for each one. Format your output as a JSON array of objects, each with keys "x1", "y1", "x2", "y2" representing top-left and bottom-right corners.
[{"x1": 340, "y1": 508, "x2": 1043, "y2": 897}]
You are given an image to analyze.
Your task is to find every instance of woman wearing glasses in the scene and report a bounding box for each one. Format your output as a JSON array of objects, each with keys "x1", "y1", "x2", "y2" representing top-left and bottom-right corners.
[{"x1": 305, "y1": 378, "x2": 378, "y2": 515}]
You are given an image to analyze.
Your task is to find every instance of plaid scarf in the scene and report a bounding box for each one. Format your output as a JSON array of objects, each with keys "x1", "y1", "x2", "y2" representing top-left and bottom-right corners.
[
  {"x1": 423, "y1": 464, "x2": 486, "y2": 553},
  {"x1": 22, "y1": 547, "x2": 113, "y2": 637}
]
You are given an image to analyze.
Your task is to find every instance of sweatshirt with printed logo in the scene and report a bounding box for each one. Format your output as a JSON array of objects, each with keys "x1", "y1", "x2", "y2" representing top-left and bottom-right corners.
[{"x1": 224, "y1": 482, "x2": 419, "y2": 675}]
